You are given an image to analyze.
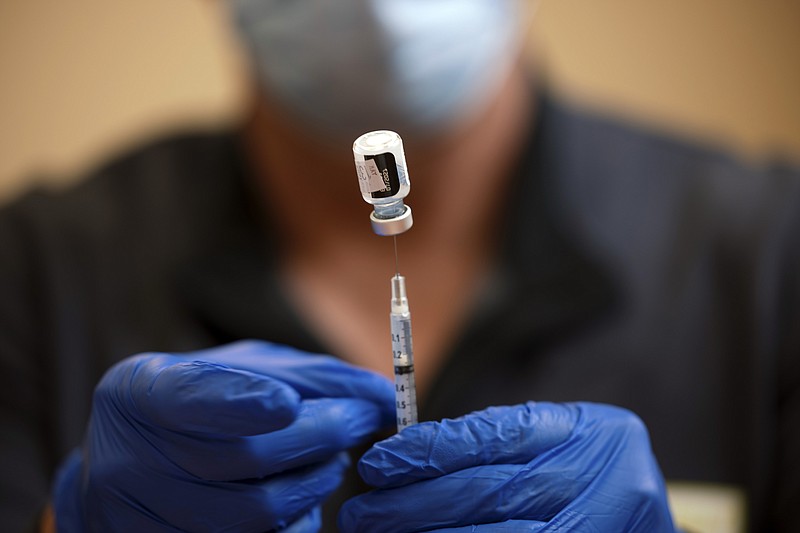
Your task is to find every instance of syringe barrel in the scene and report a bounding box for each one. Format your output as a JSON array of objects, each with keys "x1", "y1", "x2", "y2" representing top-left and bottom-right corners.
[
  {"x1": 389, "y1": 274, "x2": 417, "y2": 430},
  {"x1": 394, "y1": 364, "x2": 418, "y2": 429},
  {"x1": 390, "y1": 312, "x2": 418, "y2": 429}
]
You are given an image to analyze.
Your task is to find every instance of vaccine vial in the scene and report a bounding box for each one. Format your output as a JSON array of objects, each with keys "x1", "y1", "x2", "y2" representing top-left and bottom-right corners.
[{"x1": 353, "y1": 130, "x2": 413, "y2": 236}]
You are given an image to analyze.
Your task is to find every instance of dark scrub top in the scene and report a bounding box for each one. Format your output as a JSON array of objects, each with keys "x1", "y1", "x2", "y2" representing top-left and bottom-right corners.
[{"x1": 1, "y1": 95, "x2": 798, "y2": 532}]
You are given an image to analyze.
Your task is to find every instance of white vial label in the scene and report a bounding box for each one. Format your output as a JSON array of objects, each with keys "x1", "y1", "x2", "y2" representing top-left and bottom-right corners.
[{"x1": 356, "y1": 159, "x2": 388, "y2": 194}]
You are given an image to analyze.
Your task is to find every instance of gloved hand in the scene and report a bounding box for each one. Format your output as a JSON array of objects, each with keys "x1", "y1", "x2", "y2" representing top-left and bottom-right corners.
[
  {"x1": 51, "y1": 340, "x2": 395, "y2": 532},
  {"x1": 339, "y1": 402, "x2": 676, "y2": 533}
]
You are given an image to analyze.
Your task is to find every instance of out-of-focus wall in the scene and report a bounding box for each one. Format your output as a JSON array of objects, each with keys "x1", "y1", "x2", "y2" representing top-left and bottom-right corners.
[
  {"x1": 0, "y1": 0, "x2": 243, "y2": 202},
  {"x1": 530, "y1": 0, "x2": 800, "y2": 158},
  {"x1": 1, "y1": 0, "x2": 799, "y2": 203}
]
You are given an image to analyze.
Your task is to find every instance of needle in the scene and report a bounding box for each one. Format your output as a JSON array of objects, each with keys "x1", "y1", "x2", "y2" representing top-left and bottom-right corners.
[{"x1": 393, "y1": 235, "x2": 400, "y2": 276}]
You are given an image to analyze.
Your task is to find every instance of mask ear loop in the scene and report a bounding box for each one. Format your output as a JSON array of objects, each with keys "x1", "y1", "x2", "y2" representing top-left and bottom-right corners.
[
  {"x1": 516, "y1": 0, "x2": 545, "y2": 84},
  {"x1": 518, "y1": 0, "x2": 543, "y2": 49}
]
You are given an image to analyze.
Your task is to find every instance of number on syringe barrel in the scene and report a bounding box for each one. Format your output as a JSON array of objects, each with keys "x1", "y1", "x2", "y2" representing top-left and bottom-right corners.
[{"x1": 391, "y1": 320, "x2": 413, "y2": 361}]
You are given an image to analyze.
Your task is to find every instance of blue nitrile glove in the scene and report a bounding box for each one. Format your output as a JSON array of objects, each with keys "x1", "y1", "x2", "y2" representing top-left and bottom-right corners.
[
  {"x1": 51, "y1": 340, "x2": 395, "y2": 533},
  {"x1": 339, "y1": 402, "x2": 676, "y2": 533}
]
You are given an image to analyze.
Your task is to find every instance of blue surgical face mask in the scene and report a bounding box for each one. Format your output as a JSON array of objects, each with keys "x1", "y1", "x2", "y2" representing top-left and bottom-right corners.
[{"x1": 229, "y1": 0, "x2": 525, "y2": 139}]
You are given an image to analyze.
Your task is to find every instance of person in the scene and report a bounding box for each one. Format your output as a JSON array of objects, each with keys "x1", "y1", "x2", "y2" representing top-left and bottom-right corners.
[{"x1": 1, "y1": 1, "x2": 798, "y2": 531}]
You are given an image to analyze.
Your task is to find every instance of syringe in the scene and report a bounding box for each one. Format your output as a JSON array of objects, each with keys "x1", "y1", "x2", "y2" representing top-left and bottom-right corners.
[
  {"x1": 353, "y1": 130, "x2": 418, "y2": 431},
  {"x1": 390, "y1": 274, "x2": 418, "y2": 429}
]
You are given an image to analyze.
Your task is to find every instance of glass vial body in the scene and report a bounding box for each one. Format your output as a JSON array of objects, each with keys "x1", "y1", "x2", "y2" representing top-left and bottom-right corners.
[{"x1": 353, "y1": 130, "x2": 411, "y2": 219}]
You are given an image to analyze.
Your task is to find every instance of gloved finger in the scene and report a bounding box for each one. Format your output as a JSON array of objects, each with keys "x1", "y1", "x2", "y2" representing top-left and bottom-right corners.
[
  {"x1": 339, "y1": 463, "x2": 581, "y2": 533},
  {"x1": 359, "y1": 402, "x2": 578, "y2": 488},
  {"x1": 157, "y1": 398, "x2": 387, "y2": 481},
  {"x1": 530, "y1": 480, "x2": 675, "y2": 532},
  {"x1": 282, "y1": 507, "x2": 322, "y2": 533},
  {"x1": 193, "y1": 340, "x2": 396, "y2": 406},
  {"x1": 51, "y1": 449, "x2": 83, "y2": 530},
  {"x1": 115, "y1": 355, "x2": 301, "y2": 435},
  {"x1": 151, "y1": 452, "x2": 350, "y2": 532},
  {"x1": 426, "y1": 520, "x2": 547, "y2": 532}
]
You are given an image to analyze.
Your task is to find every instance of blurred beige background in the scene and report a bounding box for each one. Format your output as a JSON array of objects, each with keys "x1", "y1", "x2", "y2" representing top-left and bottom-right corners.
[{"x1": 1, "y1": 0, "x2": 799, "y2": 204}]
